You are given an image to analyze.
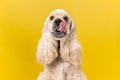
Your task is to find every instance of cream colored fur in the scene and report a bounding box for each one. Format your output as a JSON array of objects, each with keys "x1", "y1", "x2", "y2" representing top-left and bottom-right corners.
[{"x1": 36, "y1": 9, "x2": 87, "y2": 80}]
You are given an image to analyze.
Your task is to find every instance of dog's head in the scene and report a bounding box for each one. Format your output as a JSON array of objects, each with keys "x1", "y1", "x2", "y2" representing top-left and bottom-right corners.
[
  {"x1": 43, "y1": 9, "x2": 75, "y2": 40},
  {"x1": 37, "y1": 9, "x2": 81, "y2": 65}
]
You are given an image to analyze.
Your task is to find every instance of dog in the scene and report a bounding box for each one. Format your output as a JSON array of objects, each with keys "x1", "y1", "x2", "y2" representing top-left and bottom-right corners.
[{"x1": 36, "y1": 9, "x2": 87, "y2": 80}]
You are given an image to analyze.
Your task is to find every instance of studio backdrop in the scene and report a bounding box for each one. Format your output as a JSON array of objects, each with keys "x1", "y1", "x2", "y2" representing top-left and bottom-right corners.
[{"x1": 0, "y1": 0, "x2": 120, "y2": 80}]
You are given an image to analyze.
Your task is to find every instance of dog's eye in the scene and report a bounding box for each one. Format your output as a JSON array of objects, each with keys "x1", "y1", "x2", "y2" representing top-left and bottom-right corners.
[
  {"x1": 50, "y1": 16, "x2": 54, "y2": 20},
  {"x1": 63, "y1": 16, "x2": 68, "y2": 21}
]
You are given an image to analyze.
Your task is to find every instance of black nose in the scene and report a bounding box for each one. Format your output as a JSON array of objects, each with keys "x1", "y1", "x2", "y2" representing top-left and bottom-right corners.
[{"x1": 54, "y1": 19, "x2": 62, "y2": 26}]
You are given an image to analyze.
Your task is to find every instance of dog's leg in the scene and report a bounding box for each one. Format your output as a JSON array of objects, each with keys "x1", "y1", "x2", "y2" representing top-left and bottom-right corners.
[
  {"x1": 73, "y1": 72, "x2": 87, "y2": 80},
  {"x1": 56, "y1": 73, "x2": 65, "y2": 80},
  {"x1": 37, "y1": 72, "x2": 53, "y2": 80},
  {"x1": 71, "y1": 72, "x2": 87, "y2": 80},
  {"x1": 66, "y1": 71, "x2": 87, "y2": 80}
]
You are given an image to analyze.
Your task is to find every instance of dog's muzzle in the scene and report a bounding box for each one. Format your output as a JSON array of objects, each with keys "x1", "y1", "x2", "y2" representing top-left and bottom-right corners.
[{"x1": 52, "y1": 18, "x2": 67, "y2": 38}]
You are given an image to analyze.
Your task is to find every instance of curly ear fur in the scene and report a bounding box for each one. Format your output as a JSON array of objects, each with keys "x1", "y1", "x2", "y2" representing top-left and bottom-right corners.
[
  {"x1": 36, "y1": 33, "x2": 58, "y2": 64},
  {"x1": 60, "y1": 27, "x2": 82, "y2": 65}
]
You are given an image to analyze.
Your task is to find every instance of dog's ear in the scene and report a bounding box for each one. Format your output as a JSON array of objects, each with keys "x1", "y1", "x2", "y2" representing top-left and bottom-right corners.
[
  {"x1": 36, "y1": 33, "x2": 58, "y2": 64},
  {"x1": 61, "y1": 24, "x2": 82, "y2": 65},
  {"x1": 42, "y1": 17, "x2": 50, "y2": 33}
]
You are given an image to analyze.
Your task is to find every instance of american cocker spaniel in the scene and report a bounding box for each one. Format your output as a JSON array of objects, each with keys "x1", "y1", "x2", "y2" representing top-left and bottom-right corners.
[{"x1": 36, "y1": 9, "x2": 87, "y2": 80}]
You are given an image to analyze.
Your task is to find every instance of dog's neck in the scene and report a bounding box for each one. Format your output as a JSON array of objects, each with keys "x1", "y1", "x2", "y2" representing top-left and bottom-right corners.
[{"x1": 57, "y1": 40, "x2": 60, "y2": 55}]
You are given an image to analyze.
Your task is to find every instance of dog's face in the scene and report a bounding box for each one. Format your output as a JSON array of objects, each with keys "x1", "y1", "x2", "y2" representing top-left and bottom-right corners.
[{"x1": 44, "y1": 9, "x2": 74, "y2": 40}]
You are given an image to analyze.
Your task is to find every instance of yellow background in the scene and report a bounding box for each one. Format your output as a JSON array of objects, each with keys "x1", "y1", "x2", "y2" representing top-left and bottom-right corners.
[{"x1": 0, "y1": 0, "x2": 120, "y2": 80}]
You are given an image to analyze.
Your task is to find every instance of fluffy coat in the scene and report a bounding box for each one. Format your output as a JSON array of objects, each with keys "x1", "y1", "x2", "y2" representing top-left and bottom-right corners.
[{"x1": 36, "y1": 9, "x2": 87, "y2": 80}]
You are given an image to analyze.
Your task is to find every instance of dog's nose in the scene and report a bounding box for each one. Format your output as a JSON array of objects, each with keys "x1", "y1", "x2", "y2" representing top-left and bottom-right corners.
[{"x1": 54, "y1": 19, "x2": 62, "y2": 26}]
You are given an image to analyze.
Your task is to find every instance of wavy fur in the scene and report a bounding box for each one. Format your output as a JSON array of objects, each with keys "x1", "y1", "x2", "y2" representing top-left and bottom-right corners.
[{"x1": 36, "y1": 9, "x2": 87, "y2": 80}]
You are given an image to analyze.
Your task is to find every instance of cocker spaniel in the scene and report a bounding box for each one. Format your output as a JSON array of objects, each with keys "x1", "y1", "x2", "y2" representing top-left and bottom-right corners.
[{"x1": 36, "y1": 9, "x2": 87, "y2": 80}]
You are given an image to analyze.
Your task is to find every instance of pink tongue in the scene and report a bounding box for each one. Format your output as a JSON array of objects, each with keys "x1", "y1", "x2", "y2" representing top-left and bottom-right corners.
[{"x1": 58, "y1": 21, "x2": 67, "y2": 32}]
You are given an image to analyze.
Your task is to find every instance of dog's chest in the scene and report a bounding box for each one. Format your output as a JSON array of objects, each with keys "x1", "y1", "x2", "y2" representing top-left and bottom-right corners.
[
  {"x1": 46, "y1": 40, "x2": 71, "y2": 74},
  {"x1": 46, "y1": 56, "x2": 71, "y2": 74}
]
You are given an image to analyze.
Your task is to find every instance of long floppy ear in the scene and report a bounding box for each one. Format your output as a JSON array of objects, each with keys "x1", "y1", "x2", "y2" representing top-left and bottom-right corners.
[
  {"x1": 36, "y1": 33, "x2": 58, "y2": 64},
  {"x1": 61, "y1": 22, "x2": 82, "y2": 65}
]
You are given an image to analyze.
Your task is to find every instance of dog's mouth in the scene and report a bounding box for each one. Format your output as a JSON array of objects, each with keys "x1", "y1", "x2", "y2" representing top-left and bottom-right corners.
[
  {"x1": 57, "y1": 21, "x2": 67, "y2": 32},
  {"x1": 52, "y1": 21, "x2": 67, "y2": 38},
  {"x1": 52, "y1": 30, "x2": 66, "y2": 38}
]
